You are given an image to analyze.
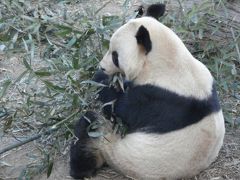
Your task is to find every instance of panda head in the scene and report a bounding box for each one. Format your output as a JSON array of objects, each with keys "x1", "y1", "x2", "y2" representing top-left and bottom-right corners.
[
  {"x1": 99, "y1": 19, "x2": 151, "y2": 80},
  {"x1": 99, "y1": 4, "x2": 176, "y2": 81}
]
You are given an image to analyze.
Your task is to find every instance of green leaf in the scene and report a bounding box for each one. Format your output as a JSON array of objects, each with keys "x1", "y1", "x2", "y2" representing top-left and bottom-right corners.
[
  {"x1": 35, "y1": 70, "x2": 51, "y2": 77},
  {"x1": 23, "y1": 58, "x2": 32, "y2": 70},
  {"x1": 30, "y1": 35, "x2": 35, "y2": 61},
  {"x1": 22, "y1": 38, "x2": 29, "y2": 52},
  {"x1": 231, "y1": 64, "x2": 237, "y2": 75},
  {"x1": 43, "y1": 80, "x2": 65, "y2": 92},
  {"x1": 13, "y1": 70, "x2": 28, "y2": 84},
  {"x1": 102, "y1": 16, "x2": 120, "y2": 26},
  {"x1": 21, "y1": 15, "x2": 36, "y2": 22},
  {"x1": 47, "y1": 161, "x2": 54, "y2": 178},
  {"x1": 0, "y1": 107, "x2": 7, "y2": 118},
  {"x1": 198, "y1": 29, "x2": 203, "y2": 39},
  {"x1": 76, "y1": 28, "x2": 96, "y2": 45},
  {"x1": 80, "y1": 80, "x2": 106, "y2": 87},
  {"x1": 12, "y1": 32, "x2": 19, "y2": 44},
  {"x1": 72, "y1": 94, "x2": 80, "y2": 109},
  {"x1": 67, "y1": 36, "x2": 77, "y2": 48},
  {"x1": 72, "y1": 56, "x2": 79, "y2": 69},
  {"x1": 56, "y1": 28, "x2": 73, "y2": 37},
  {"x1": 0, "y1": 79, "x2": 11, "y2": 99},
  {"x1": 55, "y1": 25, "x2": 73, "y2": 36},
  {"x1": 0, "y1": 33, "x2": 11, "y2": 42}
]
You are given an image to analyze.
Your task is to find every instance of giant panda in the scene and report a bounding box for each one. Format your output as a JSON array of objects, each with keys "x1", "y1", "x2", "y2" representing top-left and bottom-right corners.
[{"x1": 70, "y1": 3, "x2": 225, "y2": 180}]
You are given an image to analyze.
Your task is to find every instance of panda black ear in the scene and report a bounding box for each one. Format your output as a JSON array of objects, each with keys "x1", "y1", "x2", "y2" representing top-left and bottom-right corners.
[
  {"x1": 146, "y1": 3, "x2": 166, "y2": 19},
  {"x1": 136, "y1": 25, "x2": 152, "y2": 55}
]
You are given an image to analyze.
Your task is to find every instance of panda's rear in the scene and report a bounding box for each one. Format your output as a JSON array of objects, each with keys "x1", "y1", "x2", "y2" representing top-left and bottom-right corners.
[
  {"x1": 99, "y1": 112, "x2": 224, "y2": 179},
  {"x1": 70, "y1": 3, "x2": 225, "y2": 180}
]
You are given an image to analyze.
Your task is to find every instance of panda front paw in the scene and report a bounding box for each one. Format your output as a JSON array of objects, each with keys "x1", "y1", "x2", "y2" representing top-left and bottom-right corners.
[
  {"x1": 98, "y1": 86, "x2": 119, "y2": 103},
  {"x1": 93, "y1": 70, "x2": 110, "y2": 85},
  {"x1": 98, "y1": 86, "x2": 121, "y2": 119},
  {"x1": 93, "y1": 70, "x2": 119, "y2": 104}
]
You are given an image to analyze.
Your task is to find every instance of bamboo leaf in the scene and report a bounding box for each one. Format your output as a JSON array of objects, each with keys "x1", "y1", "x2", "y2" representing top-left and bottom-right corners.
[
  {"x1": 72, "y1": 94, "x2": 80, "y2": 109},
  {"x1": 47, "y1": 161, "x2": 54, "y2": 178},
  {"x1": 0, "y1": 80, "x2": 11, "y2": 99},
  {"x1": 12, "y1": 32, "x2": 19, "y2": 44},
  {"x1": 22, "y1": 38, "x2": 29, "y2": 52},
  {"x1": 13, "y1": 70, "x2": 28, "y2": 84},
  {"x1": 21, "y1": 15, "x2": 36, "y2": 22},
  {"x1": 72, "y1": 56, "x2": 79, "y2": 69},
  {"x1": 23, "y1": 58, "x2": 32, "y2": 70},
  {"x1": 43, "y1": 80, "x2": 65, "y2": 92},
  {"x1": 35, "y1": 70, "x2": 51, "y2": 77},
  {"x1": 67, "y1": 36, "x2": 77, "y2": 47},
  {"x1": 80, "y1": 80, "x2": 106, "y2": 87},
  {"x1": 88, "y1": 131, "x2": 103, "y2": 138}
]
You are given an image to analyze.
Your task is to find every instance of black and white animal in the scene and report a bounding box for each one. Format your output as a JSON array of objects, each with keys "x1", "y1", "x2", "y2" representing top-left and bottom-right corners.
[{"x1": 70, "y1": 4, "x2": 225, "y2": 179}]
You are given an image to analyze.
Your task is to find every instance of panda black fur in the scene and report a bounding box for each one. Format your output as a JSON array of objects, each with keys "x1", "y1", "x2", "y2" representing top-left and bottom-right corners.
[{"x1": 70, "y1": 3, "x2": 225, "y2": 180}]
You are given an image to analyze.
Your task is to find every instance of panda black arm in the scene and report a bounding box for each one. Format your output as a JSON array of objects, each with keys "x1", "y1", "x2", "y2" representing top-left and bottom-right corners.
[
  {"x1": 93, "y1": 70, "x2": 129, "y2": 119},
  {"x1": 114, "y1": 84, "x2": 221, "y2": 134},
  {"x1": 93, "y1": 70, "x2": 127, "y2": 104},
  {"x1": 92, "y1": 70, "x2": 117, "y2": 119}
]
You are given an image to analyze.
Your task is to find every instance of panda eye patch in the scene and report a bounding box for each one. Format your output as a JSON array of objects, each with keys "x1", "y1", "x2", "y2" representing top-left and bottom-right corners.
[{"x1": 112, "y1": 51, "x2": 119, "y2": 68}]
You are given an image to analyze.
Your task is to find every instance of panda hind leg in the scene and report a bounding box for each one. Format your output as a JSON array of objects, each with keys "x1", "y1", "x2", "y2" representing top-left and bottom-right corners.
[{"x1": 70, "y1": 111, "x2": 104, "y2": 179}]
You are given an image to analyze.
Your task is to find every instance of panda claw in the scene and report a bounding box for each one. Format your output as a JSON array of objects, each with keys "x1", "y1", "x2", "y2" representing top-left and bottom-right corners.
[{"x1": 70, "y1": 169, "x2": 96, "y2": 180}]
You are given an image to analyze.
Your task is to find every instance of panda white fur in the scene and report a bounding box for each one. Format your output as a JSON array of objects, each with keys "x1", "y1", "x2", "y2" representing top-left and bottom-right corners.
[{"x1": 70, "y1": 4, "x2": 225, "y2": 180}]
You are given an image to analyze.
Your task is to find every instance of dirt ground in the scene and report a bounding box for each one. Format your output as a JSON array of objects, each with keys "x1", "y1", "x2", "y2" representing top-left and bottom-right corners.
[{"x1": 0, "y1": 0, "x2": 240, "y2": 180}]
